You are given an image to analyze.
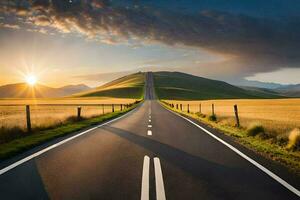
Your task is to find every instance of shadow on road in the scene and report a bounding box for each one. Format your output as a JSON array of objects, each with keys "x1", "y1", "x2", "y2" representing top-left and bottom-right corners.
[{"x1": 101, "y1": 125, "x2": 293, "y2": 200}]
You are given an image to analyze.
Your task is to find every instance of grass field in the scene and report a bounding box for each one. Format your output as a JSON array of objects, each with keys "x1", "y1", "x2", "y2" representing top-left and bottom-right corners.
[
  {"x1": 165, "y1": 99, "x2": 300, "y2": 138},
  {"x1": 0, "y1": 97, "x2": 138, "y2": 145},
  {"x1": 163, "y1": 99, "x2": 300, "y2": 174},
  {"x1": 73, "y1": 72, "x2": 145, "y2": 99},
  {"x1": 0, "y1": 98, "x2": 136, "y2": 130},
  {"x1": 154, "y1": 72, "x2": 284, "y2": 100}
]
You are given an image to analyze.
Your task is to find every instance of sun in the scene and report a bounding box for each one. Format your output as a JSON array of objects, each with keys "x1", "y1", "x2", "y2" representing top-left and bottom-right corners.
[{"x1": 26, "y1": 75, "x2": 37, "y2": 86}]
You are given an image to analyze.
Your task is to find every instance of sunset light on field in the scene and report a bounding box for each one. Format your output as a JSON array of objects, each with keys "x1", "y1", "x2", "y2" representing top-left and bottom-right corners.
[{"x1": 0, "y1": 2, "x2": 300, "y2": 199}]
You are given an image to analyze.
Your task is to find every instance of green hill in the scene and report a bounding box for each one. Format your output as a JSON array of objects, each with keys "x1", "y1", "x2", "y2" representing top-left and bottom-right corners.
[
  {"x1": 153, "y1": 71, "x2": 284, "y2": 100},
  {"x1": 73, "y1": 72, "x2": 145, "y2": 99}
]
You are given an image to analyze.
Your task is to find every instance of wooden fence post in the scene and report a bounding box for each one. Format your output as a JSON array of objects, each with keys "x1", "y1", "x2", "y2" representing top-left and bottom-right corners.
[
  {"x1": 199, "y1": 103, "x2": 201, "y2": 113},
  {"x1": 112, "y1": 104, "x2": 115, "y2": 112},
  {"x1": 180, "y1": 104, "x2": 182, "y2": 111},
  {"x1": 187, "y1": 104, "x2": 190, "y2": 113},
  {"x1": 176, "y1": 104, "x2": 178, "y2": 109},
  {"x1": 212, "y1": 103, "x2": 215, "y2": 116},
  {"x1": 77, "y1": 106, "x2": 82, "y2": 120},
  {"x1": 26, "y1": 105, "x2": 31, "y2": 132},
  {"x1": 234, "y1": 104, "x2": 240, "y2": 127},
  {"x1": 102, "y1": 104, "x2": 104, "y2": 115}
]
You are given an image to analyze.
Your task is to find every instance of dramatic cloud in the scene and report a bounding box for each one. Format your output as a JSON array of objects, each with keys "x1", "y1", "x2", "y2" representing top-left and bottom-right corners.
[{"x1": 1, "y1": 0, "x2": 300, "y2": 76}]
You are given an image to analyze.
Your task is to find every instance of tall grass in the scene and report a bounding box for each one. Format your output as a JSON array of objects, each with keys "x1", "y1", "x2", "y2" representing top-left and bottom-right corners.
[
  {"x1": 165, "y1": 99, "x2": 300, "y2": 147},
  {"x1": 0, "y1": 98, "x2": 137, "y2": 144}
]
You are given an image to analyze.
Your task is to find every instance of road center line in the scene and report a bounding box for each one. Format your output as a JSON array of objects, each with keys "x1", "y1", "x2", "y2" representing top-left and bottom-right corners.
[
  {"x1": 165, "y1": 107, "x2": 300, "y2": 197},
  {"x1": 149, "y1": 119, "x2": 151, "y2": 122},
  {"x1": 147, "y1": 130, "x2": 152, "y2": 136},
  {"x1": 148, "y1": 125, "x2": 152, "y2": 128},
  {"x1": 141, "y1": 156, "x2": 150, "y2": 200},
  {"x1": 154, "y1": 157, "x2": 166, "y2": 200}
]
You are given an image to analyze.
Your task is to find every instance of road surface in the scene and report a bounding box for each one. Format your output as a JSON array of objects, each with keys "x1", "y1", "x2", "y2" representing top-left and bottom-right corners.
[{"x1": 0, "y1": 72, "x2": 299, "y2": 199}]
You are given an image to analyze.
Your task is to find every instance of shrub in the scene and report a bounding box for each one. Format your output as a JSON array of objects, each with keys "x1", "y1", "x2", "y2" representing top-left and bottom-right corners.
[
  {"x1": 247, "y1": 123, "x2": 265, "y2": 137},
  {"x1": 196, "y1": 112, "x2": 206, "y2": 118},
  {"x1": 276, "y1": 133, "x2": 289, "y2": 146},
  {"x1": 66, "y1": 116, "x2": 86, "y2": 122},
  {"x1": 287, "y1": 128, "x2": 300, "y2": 151},
  {"x1": 208, "y1": 114, "x2": 217, "y2": 121},
  {"x1": 0, "y1": 126, "x2": 25, "y2": 144}
]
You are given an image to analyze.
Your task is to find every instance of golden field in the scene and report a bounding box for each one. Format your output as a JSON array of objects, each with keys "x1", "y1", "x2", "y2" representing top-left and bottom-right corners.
[
  {"x1": 165, "y1": 99, "x2": 300, "y2": 137},
  {"x1": 0, "y1": 97, "x2": 136, "y2": 130}
]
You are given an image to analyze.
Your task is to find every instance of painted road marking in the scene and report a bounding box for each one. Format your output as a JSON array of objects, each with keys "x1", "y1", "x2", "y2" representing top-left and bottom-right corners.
[
  {"x1": 165, "y1": 107, "x2": 300, "y2": 197},
  {"x1": 148, "y1": 125, "x2": 152, "y2": 128},
  {"x1": 141, "y1": 156, "x2": 150, "y2": 200},
  {"x1": 154, "y1": 157, "x2": 166, "y2": 200},
  {"x1": 149, "y1": 119, "x2": 151, "y2": 122},
  {"x1": 147, "y1": 130, "x2": 152, "y2": 136},
  {"x1": 0, "y1": 106, "x2": 140, "y2": 176}
]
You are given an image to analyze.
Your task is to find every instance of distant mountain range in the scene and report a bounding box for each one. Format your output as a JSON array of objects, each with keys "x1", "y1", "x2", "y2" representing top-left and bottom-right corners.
[
  {"x1": 0, "y1": 83, "x2": 91, "y2": 98},
  {"x1": 239, "y1": 84, "x2": 300, "y2": 98},
  {"x1": 235, "y1": 80, "x2": 284, "y2": 89},
  {"x1": 274, "y1": 84, "x2": 300, "y2": 97},
  {"x1": 0, "y1": 72, "x2": 299, "y2": 99}
]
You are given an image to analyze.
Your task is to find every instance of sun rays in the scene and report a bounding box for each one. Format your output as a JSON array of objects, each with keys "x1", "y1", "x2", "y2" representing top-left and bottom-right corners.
[{"x1": 25, "y1": 74, "x2": 37, "y2": 86}]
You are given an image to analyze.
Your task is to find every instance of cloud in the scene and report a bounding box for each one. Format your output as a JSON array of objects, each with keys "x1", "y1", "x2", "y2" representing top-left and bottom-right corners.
[{"x1": 1, "y1": 0, "x2": 300, "y2": 76}]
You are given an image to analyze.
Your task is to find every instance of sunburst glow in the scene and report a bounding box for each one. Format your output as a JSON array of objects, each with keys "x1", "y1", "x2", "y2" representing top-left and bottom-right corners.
[{"x1": 26, "y1": 75, "x2": 37, "y2": 86}]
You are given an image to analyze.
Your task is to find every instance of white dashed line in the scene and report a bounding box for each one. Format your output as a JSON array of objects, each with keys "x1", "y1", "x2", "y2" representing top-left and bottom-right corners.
[
  {"x1": 147, "y1": 130, "x2": 152, "y2": 136},
  {"x1": 154, "y1": 157, "x2": 166, "y2": 200},
  {"x1": 141, "y1": 156, "x2": 150, "y2": 200},
  {"x1": 149, "y1": 119, "x2": 151, "y2": 122},
  {"x1": 148, "y1": 125, "x2": 152, "y2": 128}
]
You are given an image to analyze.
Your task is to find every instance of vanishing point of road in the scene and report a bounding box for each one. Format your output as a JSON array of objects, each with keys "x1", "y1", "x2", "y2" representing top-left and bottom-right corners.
[{"x1": 0, "y1": 72, "x2": 299, "y2": 200}]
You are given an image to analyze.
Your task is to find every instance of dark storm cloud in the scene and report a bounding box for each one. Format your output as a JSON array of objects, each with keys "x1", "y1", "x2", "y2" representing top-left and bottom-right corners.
[{"x1": 1, "y1": 0, "x2": 300, "y2": 74}]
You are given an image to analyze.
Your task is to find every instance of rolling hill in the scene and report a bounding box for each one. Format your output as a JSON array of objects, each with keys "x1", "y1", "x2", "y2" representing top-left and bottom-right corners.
[
  {"x1": 73, "y1": 72, "x2": 145, "y2": 99},
  {"x1": 0, "y1": 83, "x2": 90, "y2": 98},
  {"x1": 153, "y1": 71, "x2": 285, "y2": 100}
]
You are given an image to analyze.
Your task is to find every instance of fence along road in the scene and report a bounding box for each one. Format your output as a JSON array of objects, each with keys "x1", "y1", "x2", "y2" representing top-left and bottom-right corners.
[{"x1": 0, "y1": 72, "x2": 299, "y2": 199}]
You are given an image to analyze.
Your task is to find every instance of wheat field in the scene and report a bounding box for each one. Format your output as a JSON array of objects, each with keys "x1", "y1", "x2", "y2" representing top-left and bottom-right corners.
[
  {"x1": 165, "y1": 99, "x2": 300, "y2": 137},
  {"x1": 0, "y1": 97, "x2": 136, "y2": 130}
]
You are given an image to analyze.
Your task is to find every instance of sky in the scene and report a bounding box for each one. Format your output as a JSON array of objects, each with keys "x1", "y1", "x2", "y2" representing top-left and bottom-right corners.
[{"x1": 0, "y1": 0, "x2": 300, "y2": 87}]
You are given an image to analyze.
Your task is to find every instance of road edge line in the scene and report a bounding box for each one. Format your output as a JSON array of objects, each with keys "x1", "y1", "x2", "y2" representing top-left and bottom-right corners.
[
  {"x1": 0, "y1": 105, "x2": 139, "y2": 176},
  {"x1": 163, "y1": 105, "x2": 300, "y2": 197}
]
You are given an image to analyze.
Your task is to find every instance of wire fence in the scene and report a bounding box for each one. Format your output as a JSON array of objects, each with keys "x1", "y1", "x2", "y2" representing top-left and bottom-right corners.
[
  {"x1": 163, "y1": 99, "x2": 300, "y2": 136},
  {"x1": 0, "y1": 103, "x2": 138, "y2": 131}
]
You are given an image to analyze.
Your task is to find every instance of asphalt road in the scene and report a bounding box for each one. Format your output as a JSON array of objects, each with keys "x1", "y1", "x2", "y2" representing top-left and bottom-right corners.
[{"x1": 0, "y1": 72, "x2": 299, "y2": 199}]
